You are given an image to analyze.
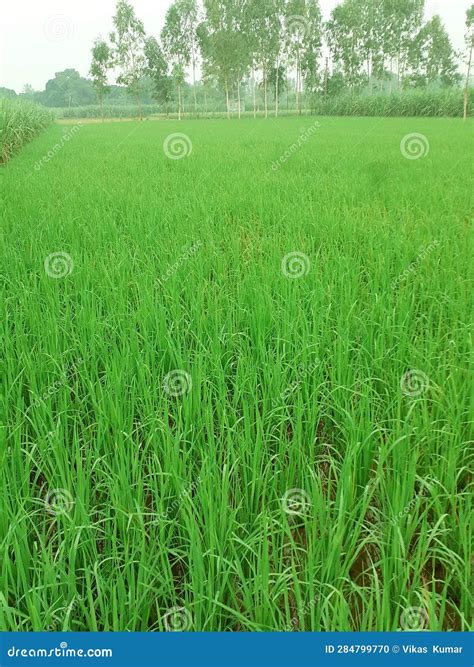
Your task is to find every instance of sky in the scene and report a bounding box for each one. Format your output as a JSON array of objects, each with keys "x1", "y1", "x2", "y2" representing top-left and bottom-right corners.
[{"x1": 0, "y1": 0, "x2": 470, "y2": 93}]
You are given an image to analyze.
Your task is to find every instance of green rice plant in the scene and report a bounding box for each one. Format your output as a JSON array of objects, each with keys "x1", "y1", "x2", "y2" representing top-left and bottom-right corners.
[
  {"x1": 0, "y1": 98, "x2": 53, "y2": 164},
  {"x1": 0, "y1": 116, "x2": 472, "y2": 632}
]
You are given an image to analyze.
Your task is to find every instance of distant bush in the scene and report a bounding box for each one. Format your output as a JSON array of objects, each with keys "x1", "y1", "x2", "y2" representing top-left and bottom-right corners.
[
  {"x1": 0, "y1": 98, "x2": 53, "y2": 164},
  {"x1": 310, "y1": 88, "x2": 474, "y2": 118}
]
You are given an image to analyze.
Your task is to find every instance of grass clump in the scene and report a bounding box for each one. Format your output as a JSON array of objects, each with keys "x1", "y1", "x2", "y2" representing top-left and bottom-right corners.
[{"x1": 0, "y1": 98, "x2": 53, "y2": 164}]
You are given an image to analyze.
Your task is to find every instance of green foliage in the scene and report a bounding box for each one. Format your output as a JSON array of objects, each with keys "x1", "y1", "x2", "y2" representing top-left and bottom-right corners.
[
  {"x1": 310, "y1": 88, "x2": 474, "y2": 117},
  {"x1": 0, "y1": 98, "x2": 53, "y2": 164},
  {"x1": 1, "y1": 116, "x2": 472, "y2": 631}
]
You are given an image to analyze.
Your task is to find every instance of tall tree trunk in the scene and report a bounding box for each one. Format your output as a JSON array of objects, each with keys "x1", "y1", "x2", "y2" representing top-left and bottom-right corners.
[
  {"x1": 464, "y1": 39, "x2": 473, "y2": 121},
  {"x1": 324, "y1": 58, "x2": 329, "y2": 98},
  {"x1": 263, "y1": 63, "x2": 268, "y2": 118},
  {"x1": 204, "y1": 89, "x2": 208, "y2": 116},
  {"x1": 253, "y1": 68, "x2": 257, "y2": 118},
  {"x1": 192, "y1": 44, "x2": 198, "y2": 117},
  {"x1": 136, "y1": 90, "x2": 142, "y2": 121},
  {"x1": 177, "y1": 84, "x2": 182, "y2": 121},
  {"x1": 275, "y1": 63, "x2": 279, "y2": 118},
  {"x1": 296, "y1": 49, "x2": 301, "y2": 115},
  {"x1": 237, "y1": 79, "x2": 242, "y2": 119},
  {"x1": 225, "y1": 79, "x2": 230, "y2": 120},
  {"x1": 100, "y1": 93, "x2": 104, "y2": 122}
]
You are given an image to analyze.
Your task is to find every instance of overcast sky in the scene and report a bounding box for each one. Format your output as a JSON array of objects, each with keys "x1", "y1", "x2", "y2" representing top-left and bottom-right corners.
[{"x1": 0, "y1": 0, "x2": 470, "y2": 93}]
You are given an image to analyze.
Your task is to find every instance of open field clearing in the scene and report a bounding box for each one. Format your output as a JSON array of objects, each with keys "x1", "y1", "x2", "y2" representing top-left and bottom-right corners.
[{"x1": 1, "y1": 116, "x2": 472, "y2": 632}]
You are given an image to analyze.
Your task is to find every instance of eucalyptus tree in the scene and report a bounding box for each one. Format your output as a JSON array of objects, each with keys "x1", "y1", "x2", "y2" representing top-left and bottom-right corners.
[
  {"x1": 161, "y1": 1, "x2": 192, "y2": 119},
  {"x1": 198, "y1": 0, "x2": 246, "y2": 118},
  {"x1": 464, "y1": 5, "x2": 474, "y2": 120},
  {"x1": 247, "y1": 0, "x2": 283, "y2": 117},
  {"x1": 109, "y1": 0, "x2": 147, "y2": 119},
  {"x1": 407, "y1": 15, "x2": 458, "y2": 88},
  {"x1": 383, "y1": 0, "x2": 425, "y2": 90},
  {"x1": 90, "y1": 38, "x2": 112, "y2": 121},
  {"x1": 325, "y1": 0, "x2": 365, "y2": 94},
  {"x1": 300, "y1": 0, "x2": 323, "y2": 103},
  {"x1": 144, "y1": 36, "x2": 172, "y2": 115}
]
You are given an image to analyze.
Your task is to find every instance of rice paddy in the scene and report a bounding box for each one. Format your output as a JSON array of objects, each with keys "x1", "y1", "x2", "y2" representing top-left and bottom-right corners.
[{"x1": 1, "y1": 115, "x2": 472, "y2": 632}]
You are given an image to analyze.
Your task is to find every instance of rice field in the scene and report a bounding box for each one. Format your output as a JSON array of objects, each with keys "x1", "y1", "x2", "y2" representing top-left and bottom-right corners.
[{"x1": 0, "y1": 116, "x2": 472, "y2": 632}]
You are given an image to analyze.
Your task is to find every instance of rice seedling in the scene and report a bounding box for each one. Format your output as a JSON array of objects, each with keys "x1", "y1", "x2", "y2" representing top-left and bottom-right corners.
[{"x1": 0, "y1": 115, "x2": 472, "y2": 632}]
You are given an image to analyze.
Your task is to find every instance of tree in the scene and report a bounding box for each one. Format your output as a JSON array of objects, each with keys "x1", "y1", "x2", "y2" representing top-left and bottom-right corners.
[
  {"x1": 110, "y1": 0, "x2": 146, "y2": 119},
  {"x1": 384, "y1": 0, "x2": 425, "y2": 90},
  {"x1": 326, "y1": 0, "x2": 365, "y2": 94},
  {"x1": 198, "y1": 0, "x2": 244, "y2": 119},
  {"x1": 144, "y1": 36, "x2": 173, "y2": 115},
  {"x1": 464, "y1": 5, "x2": 474, "y2": 120},
  {"x1": 407, "y1": 16, "x2": 458, "y2": 88},
  {"x1": 300, "y1": 0, "x2": 323, "y2": 102},
  {"x1": 90, "y1": 39, "x2": 112, "y2": 120},
  {"x1": 40, "y1": 69, "x2": 95, "y2": 108}
]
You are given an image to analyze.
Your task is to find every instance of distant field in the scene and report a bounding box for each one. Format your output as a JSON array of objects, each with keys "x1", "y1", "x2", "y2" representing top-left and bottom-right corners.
[{"x1": 1, "y1": 117, "x2": 472, "y2": 631}]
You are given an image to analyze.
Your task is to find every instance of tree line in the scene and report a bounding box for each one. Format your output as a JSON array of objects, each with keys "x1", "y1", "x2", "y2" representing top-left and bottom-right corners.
[{"x1": 3, "y1": 0, "x2": 473, "y2": 118}]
